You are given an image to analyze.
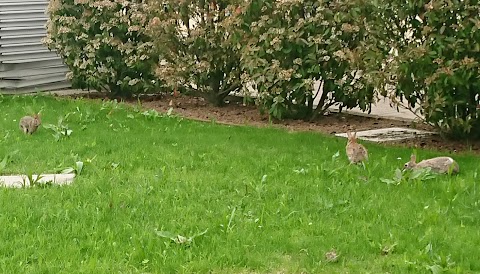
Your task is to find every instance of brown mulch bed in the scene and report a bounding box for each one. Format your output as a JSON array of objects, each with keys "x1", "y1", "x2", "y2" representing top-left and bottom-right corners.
[{"x1": 70, "y1": 92, "x2": 480, "y2": 155}]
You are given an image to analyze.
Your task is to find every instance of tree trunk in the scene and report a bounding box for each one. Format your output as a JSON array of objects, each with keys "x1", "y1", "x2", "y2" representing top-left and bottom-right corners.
[
  {"x1": 208, "y1": 76, "x2": 224, "y2": 106},
  {"x1": 309, "y1": 81, "x2": 329, "y2": 121},
  {"x1": 108, "y1": 83, "x2": 132, "y2": 99}
]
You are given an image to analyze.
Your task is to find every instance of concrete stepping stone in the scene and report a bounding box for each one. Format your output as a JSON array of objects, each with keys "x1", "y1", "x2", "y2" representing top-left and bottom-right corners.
[
  {"x1": 0, "y1": 173, "x2": 75, "y2": 188},
  {"x1": 336, "y1": 127, "x2": 435, "y2": 142}
]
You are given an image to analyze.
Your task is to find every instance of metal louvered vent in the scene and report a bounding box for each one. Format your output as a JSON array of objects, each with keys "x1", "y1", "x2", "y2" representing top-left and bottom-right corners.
[{"x1": 0, "y1": 0, "x2": 70, "y2": 94}]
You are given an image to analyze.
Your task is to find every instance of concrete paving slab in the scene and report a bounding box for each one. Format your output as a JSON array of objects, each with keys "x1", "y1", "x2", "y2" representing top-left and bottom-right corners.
[
  {"x1": 328, "y1": 98, "x2": 421, "y2": 122},
  {"x1": 335, "y1": 127, "x2": 435, "y2": 142},
  {"x1": 0, "y1": 173, "x2": 76, "y2": 188}
]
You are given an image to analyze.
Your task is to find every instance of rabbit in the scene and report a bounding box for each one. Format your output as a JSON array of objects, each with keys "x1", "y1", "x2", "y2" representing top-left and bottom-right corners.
[
  {"x1": 404, "y1": 154, "x2": 459, "y2": 174},
  {"x1": 19, "y1": 113, "x2": 41, "y2": 135},
  {"x1": 346, "y1": 131, "x2": 368, "y2": 164}
]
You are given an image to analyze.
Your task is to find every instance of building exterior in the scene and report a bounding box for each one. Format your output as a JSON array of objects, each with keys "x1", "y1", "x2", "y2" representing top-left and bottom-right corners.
[{"x1": 0, "y1": 0, "x2": 69, "y2": 94}]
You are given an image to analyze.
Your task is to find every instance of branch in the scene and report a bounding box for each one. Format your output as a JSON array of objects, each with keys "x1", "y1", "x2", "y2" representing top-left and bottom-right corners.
[{"x1": 218, "y1": 81, "x2": 242, "y2": 97}]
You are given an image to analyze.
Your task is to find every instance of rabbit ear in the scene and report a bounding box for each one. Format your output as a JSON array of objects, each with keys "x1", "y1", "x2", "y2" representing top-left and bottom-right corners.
[
  {"x1": 353, "y1": 132, "x2": 357, "y2": 138},
  {"x1": 410, "y1": 154, "x2": 416, "y2": 163},
  {"x1": 347, "y1": 132, "x2": 352, "y2": 138}
]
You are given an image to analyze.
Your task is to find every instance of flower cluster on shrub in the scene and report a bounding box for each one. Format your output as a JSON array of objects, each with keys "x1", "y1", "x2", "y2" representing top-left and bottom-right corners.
[
  {"x1": 44, "y1": 0, "x2": 161, "y2": 97},
  {"x1": 376, "y1": 0, "x2": 480, "y2": 138},
  {"x1": 240, "y1": 0, "x2": 382, "y2": 120},
  {"x1": 149, "y1": 0, "x2": 244, "y2": 106}
]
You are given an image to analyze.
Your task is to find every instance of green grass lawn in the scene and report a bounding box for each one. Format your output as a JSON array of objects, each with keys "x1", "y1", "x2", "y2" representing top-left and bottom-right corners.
[{"x1": 0, "y1": 95, "x2": 479, "y2": 273}]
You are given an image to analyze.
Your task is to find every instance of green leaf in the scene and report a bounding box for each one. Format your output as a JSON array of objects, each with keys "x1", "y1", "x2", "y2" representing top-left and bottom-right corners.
[
  {"x1": 155, "y1": 229, "x2": 208, "y2": 245},
  {"x1": 190, "y1": 228, "x2": 209, "y2": 240},
  {"x1": 0, "y1": 150, "x2": 18, "y2": 173},
  {"x1": 439, "y1": 26, "x2": 446, "y2": 34},
  {"x1": 155, "y1": 230, "x2": 177, "y2": 240},
  {"x1": 380, "y1": 178, "x2": 398, "y2": 185},
  {"x1": 0, "y1": 155, "x2": 9, "y2": 173},
  {"x1": 42, "y1": 124, "x2": 56, "y2": 130},
  {"x1": 394, "y1": 168, "x2": 403, "y2": 181},
  {"x1": 331, "y1": 151, "x2": 340, "y2": 160},
  {"x1": 75, "y1": 161, "x2": 84, "y2": 175},
  {"x1": 61, "y1": 167, "x2": 75, "y2": 174},
  {"x1": 428, "y1": 264, "x2": 443, "y2": 274}
]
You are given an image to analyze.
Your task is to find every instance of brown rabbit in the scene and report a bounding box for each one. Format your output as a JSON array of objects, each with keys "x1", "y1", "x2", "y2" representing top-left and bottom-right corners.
[
  {"x1": 19, "y1": 113, "x2": 41, "y2": 135},
  {"x1": 345, "y1": 132, "x2": 368, "y2": 164},
  {"x1": 404, "y1": 154, "x2": 459, "y2": 174}
]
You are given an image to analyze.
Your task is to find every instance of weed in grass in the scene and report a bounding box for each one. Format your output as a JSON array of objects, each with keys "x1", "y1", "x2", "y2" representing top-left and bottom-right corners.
[
  {"x1": 166, "y1": 107, "x2": 174, "y2": 117},
  {"x1": 155, "y1": 229, "x2": 208, "y2": 246},
  {"x1": 100, "y1": 99, "x2": 121, "y2": 112},
  {"x1": 60, "y1": 160, "x2": 84, "y2": 175},
  {"x1": 324, "y1": 249, "x2": 339, "y2": 263},
  {"x1": 226, "y1": 206, "x2": 237, "y2": 232},
  {"x1": 380, "y1": 168, "x2": 438, "y2": 185},
  {"x1": 43, "y1": 114, "x2": 73, "y2": 141},
  {"x1": 381, "y1": 242, "x2": 397, "y2": 256},
  {"x1": 22, "y1": 172, "x2": 44, "y2": 188},
  {"x1": 0, "y1": 150, "x2": 18, "y2": 174},
  {"x1": 73, "y1": 106, "x2": 97, "y2": 130},
  {"x1": 141, "y1": 109, "x2": 162, "y2": 119}
]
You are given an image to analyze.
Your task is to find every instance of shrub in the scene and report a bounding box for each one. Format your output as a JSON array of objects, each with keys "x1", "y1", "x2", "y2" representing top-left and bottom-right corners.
[
  {"x1": 239, "y1": 0, "x2": 382, "y2": 120},
  {"x1": 377, "y1": 1, "x2": 480, "y2": 139},
  {"x1": 44, "y1": 0, "x2": 160, "y2": 97},
  {"x1": 150, "y1": 0, "x2": 244, "y2": 106}
]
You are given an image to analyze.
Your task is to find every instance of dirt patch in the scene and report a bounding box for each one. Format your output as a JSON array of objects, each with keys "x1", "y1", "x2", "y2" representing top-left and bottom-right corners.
[{"x1": 71, "y1": 92, "x2": 480, "y2": 154}]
